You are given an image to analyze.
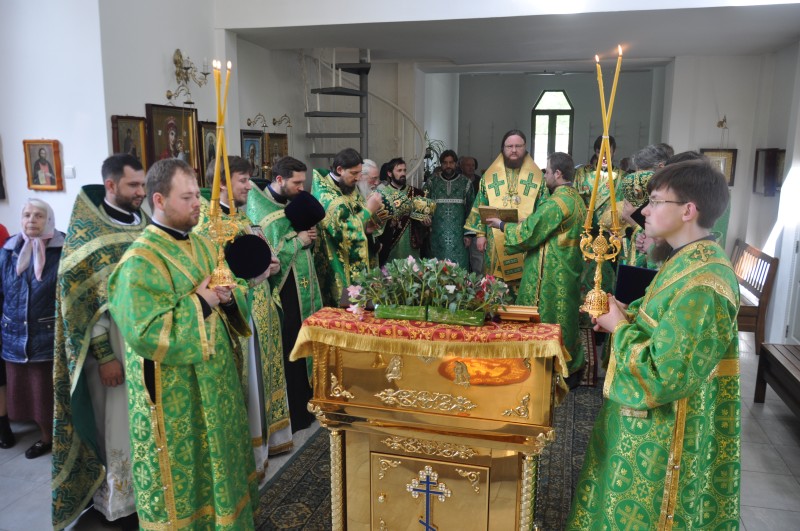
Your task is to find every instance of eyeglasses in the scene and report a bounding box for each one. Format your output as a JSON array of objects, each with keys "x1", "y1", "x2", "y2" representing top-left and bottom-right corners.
[
  {"x1": 648, "y1": 198, "x2": 687, "y2": 207},
  {"x1": 503, "y1": 144, "x2": 526, "y2": 151}
]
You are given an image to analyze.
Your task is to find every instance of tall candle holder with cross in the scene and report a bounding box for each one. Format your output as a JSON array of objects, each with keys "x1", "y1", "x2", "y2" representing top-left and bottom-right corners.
[
  {"x1": 207, "y1": 59, "x2": 239, "y2": 288},
  {"x1": 580, "y1": 46, "x2": 625, "y2": 318}
]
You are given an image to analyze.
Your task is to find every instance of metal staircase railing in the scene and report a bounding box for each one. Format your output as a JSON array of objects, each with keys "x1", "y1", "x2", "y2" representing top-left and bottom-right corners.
[{"x1": 301, "y1": 49, "x2": 426, "y2": 179}]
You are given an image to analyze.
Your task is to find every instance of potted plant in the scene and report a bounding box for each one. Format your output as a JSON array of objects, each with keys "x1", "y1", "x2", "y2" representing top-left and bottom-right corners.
[{"x1": 348, "y1": 257, "x2": 511, "y2": 326}]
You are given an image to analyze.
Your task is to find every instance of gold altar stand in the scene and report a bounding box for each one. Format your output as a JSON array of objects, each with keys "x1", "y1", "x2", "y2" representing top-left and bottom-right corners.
[{"x1": 289, "y1": 308, "x2": 569, "y2": 531}]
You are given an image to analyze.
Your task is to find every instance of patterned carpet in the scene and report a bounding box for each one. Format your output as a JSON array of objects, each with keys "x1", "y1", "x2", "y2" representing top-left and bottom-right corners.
[{"x1": 255, "y1": 386, "x2": 604, "y2": 530}]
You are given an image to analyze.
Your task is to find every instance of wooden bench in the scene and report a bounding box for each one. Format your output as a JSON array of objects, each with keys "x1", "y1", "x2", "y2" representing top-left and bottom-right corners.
[
  {"x1": 755, "y1": 343, "x2": 800, "y2": 419},
  {"x1": 730, "y1": 239, "x2": 778, "y2": 353}
]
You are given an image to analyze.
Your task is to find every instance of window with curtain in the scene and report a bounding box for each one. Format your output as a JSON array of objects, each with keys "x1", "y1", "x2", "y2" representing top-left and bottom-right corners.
[{"x1": 531, "y1": 90, "x2": 574, "y2": 168}]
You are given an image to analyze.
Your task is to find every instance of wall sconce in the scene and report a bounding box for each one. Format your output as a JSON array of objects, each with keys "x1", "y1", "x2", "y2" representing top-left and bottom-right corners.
[
  {"x1": 166, "y1": 49, "x2": 210, "y2": 106},
  {"x1": 716, "y1": 114, "x2": 729, "y2": 147},
  {"x1": 246, "y1": 113, "x2": 269, "y2": 130},
  {"x1": 272, "y1": 114, "x2": 292, "y2": 128}
]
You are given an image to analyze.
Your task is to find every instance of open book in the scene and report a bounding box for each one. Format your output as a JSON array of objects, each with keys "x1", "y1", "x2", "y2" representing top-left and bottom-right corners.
[{"x1": 478, "y1": 206, "x2": 519, "y2": 224}]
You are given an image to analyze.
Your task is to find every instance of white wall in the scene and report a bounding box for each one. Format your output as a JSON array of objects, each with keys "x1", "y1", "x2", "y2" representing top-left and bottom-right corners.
[
  {"x1": 423, "y1": 74, "x2": 460, "y2": 155},
  {"x1": 236, "y1": 41, "x2": 309, "y2": 166},
  {"x1": 0, "y1": 0, "x2": 221, "y2": 230},
  {"x1": 0, "y1": 0, "x2": 108, "y2": 230},
  {"x1": 457, "y1": 71, "x2": 653, "y2": 171},
  {"x1": 663, "y1": 55, "x2": 764, "y2": 252},
  {"x1": 746, "y1": 44, "x2": 797, "y2": 248}
]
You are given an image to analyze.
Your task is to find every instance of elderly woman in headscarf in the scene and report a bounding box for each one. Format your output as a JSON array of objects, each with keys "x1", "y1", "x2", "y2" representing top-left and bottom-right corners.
[{"x1": 0, "y1": 198, "x2": 64, "y2": 458}]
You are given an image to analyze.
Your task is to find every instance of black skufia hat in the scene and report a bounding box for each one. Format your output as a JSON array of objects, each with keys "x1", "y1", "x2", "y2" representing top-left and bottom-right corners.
[
  {"x1": 285, "y1": 191, "x2": 326, "y2": 232},
  {"x1": 224, "y1": 234, "x2": 272, "y2": 280}
]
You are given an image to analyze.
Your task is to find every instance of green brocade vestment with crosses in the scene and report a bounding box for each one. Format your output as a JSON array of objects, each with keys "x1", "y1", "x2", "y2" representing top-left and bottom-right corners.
[
  {"x1": 424, "y1": 173, "x2": 475, "y2": 269},
  {"x1": 566, "y1": 239, "x2": 741, "y2": 530},
  {"x1": 246, "y1": 186, "x2": 323, "y2": 321},
  {"x1": 196, "y1": 194, "x2": 290, "y2": 457},
  {"x1": 503, "y1": 185, "x2": 587, "y2": 374},
  {"x1": 311, "y1": 169, "x2": 376, "y2": 306},
  {"x1": 108, "y1": 226, "x2": 258, "y2": 530}
]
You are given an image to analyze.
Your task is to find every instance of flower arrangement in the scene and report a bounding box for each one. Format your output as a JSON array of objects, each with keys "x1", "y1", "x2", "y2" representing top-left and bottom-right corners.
[{"x1": 348, "y1": 256, "x2": 512, "y2": 325}]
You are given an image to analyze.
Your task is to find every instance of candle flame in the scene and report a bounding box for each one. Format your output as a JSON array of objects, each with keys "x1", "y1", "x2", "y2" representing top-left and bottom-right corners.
[
  {"x1": 595, "y1": 54, "x2": 600, "y2": 63},
  {"x1": 226, "y1": 60, "x2": 232, "y2": 70},
  {"x1": 618, "y1": 45, "x2": 623, "y2": 56}
]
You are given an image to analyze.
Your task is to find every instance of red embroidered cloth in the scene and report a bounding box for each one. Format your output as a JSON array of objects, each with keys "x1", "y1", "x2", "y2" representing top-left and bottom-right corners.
[{"x1": 289, "y1": 308, "x2": 568, "y2": 374}]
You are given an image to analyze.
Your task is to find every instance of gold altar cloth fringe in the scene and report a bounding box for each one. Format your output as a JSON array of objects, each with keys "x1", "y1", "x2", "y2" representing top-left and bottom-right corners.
[{"x1": 289, "y1": 308, "x2": 569, "y2": 377}]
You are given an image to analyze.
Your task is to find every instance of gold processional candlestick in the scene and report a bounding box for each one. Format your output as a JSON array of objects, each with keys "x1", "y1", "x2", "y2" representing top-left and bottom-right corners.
[
  {"x1": 580, "y1": 46, "x2": 624, "y2": 318},
  {"x1": 208, "y1": 59, "x2": 239, "y2": 288}
]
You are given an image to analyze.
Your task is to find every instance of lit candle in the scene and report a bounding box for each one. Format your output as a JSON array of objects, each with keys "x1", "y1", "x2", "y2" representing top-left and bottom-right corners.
[
  {"x1": 585, "y1": 55, "x2": 607, "y2": 230},
  {"x1": 605, "y1": 46, "x2": 623, "y2": 130},
  {"x1": 605, "y1": 46, "x2": 623, "y2": 232},
  {"x1": 222, "y1": 61, "x2": 234, "y2": 212},
  {"x1": 211, "y1": 60, "x2": 223, "y2": 202},
  {"x1": 595, "y1": 55, "x2": 608, "y2": 126}
]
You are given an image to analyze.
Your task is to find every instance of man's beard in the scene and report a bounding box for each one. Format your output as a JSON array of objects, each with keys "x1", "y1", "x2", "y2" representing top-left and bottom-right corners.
[
  {"x1": 503, "y1": 153, "x2": 525, "y2": 169},
  {"x1": 116, "y1": 196, "x2": 142, "y2": 213},
  {"x1": 441, "y1": 168, "x2": 456, "y2": 179},
  {"x1": 278, "y1": 183, "x2": 299, "y2": 199},
  {"x1": 390, "y1": 176, "x2": 406, "y2": 188},
  {"x1": 339, "y1": 181, "x2": 356, "y2": 195},
  {"x1": 357, "y1": 180, "x2": 374, "y2": 198}
]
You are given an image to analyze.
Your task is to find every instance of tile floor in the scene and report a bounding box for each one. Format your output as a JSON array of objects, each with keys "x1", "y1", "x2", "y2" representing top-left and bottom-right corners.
[{"x1": 0, "y1": 332, "x2": 798, "y2": 530}]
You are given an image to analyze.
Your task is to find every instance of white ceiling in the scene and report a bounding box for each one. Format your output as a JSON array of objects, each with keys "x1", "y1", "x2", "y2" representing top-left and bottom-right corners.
[{"x1": 234, "y1": 4, "x2": 800, "y2": 74}]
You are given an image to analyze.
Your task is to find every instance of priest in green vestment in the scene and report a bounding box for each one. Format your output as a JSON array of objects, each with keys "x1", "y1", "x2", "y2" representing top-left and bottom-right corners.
[
  {"x1": 375, "y1": 157, "x2": 429, "y2": 265},
  {"x1": 424, "y1": 149, "x2": 475, "y2": 269},
  {"x1": 567, "y1": 160, "x2": 741, "y2": 530},
  {"x1": 196, "y1": 156, "x2": 291, "y2": 480},
  {"x1": 464, "y1": 130, "x2": 547, "y2": 284},
  {"x1": 53, "y1": 155, "x2": 148, "y2": 530},
  {"x1": 247, "y1": 156, "x2": 324, "y2": 432},
  {"x1": 108, "y1": 159, "x2": 258, "y2": 530},
  {"x1": 487, "y1": 152, "x2": 587, "y2": 376},
  {"x1": 311, "y1": 148, "x2": 384, "y2": 306}
]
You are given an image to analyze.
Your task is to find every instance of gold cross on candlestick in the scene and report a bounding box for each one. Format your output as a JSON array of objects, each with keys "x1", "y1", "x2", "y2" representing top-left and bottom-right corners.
[{"x1": 580, "y1": 46, "x2": 625, "y2": 318}]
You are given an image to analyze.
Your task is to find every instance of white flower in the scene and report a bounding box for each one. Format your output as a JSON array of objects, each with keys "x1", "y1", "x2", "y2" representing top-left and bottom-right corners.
[{"x1": 445, "y1": 285, "x2": 456, "y2": 294}]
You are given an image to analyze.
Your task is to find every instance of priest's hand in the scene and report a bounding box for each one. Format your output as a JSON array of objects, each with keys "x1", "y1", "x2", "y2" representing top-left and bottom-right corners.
[
  {"x1": 213, "y1": 285, "x2": 234, "y2": 306},
  {"x1": 268, "y1": 256, "x2": 281, "y2": 277},
  {"x1": 463, "y1": 237, "x2": 471, "y2": 248},
  {"x1": 366, "y1": 192, "x2": 383, "y2": 214},
  {"x1": 197, "y1": 276, "x2": 222, "y2": 307},
  {"x1": 307, "y1": 227, "x2": 318, "y2": 241},
  {"x1": 251, "y1": 257, "x2": 280, "y2": 286},
  {"x1": 591, "y1": 294, "x2": 628, "y2": 334},
  {"x1": 476, "y1": 236, "x2": 487, "y2": 252},
  {"x1": 99, "y1": 359, "x2": 124, "y2": 387},
  {"x1": 298, "y1": 230, "x2": 313, "y2": 247},
  {"x1": 485, "y1": 217, "x2": 502, "y2": 230}
]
